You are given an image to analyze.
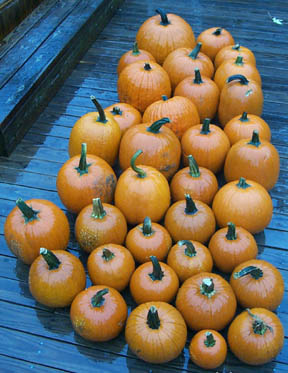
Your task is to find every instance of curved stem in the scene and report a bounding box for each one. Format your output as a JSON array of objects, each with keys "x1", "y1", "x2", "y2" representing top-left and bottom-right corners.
[
  {"x1": 40, "y1": 248, "x2": 60, "y2": 270},
  {"x1": 91, "y1": 198, "x2": 107, "y2": 219},
  {"x1": 236, "y1": 177, "x2": 251, "y2": 189},
  {"x1": 200, "y1": 118, "x2": 211, "y2": 134},
  {"x1": 232, "y1": 44, "x2": 241, "y2": 51},
  {"x1": 131, "y1": 150, "x2": 146, "y2": 178},
  {"x1": 90, "y1": 95, "x2": 107, "y2": 123},
  {"x1": 200, "y1": 278, "x2": 216, "y2": 298},
  {"x1": 185, "y1": 194, "x2": 198, "y2": 215},
  {"x1": 162, "y1": 95, "x2": 168, "y2": 101},
  {"x1": 188, "y1": 42, "x2": 202, "y2": 60},
  {"x1": 234, "y1": 55, "x2": 243, "y2": 66},
  {"x1": 149, "y1": 256, "x2": 164, "y2": 281},
  {"x1": 16, "y1": 198, "x2": 39, "y2": 223},
  {"x1": 147, "y1": 118, "x2": 170, "y2": 133},
  {"x1": 194, "y1": 68, "x2": 203, "y2": 84},
  {"x1": 155, "y1": 8, "x2": 170, "y2": 26},
  {"x1": 234, "y1": 265, "x2": 263, "y2": 280},
  {"x1": 226, "y1": 74, "x2": 249, "y2": 85},
  {"x1": 240, "y1": 112, "x2": 249, "y2": 122},
  {"x1": 144, "y1": 63, "x2": 152, "y2": 71},
  {"x1": 91, "y1": 288, "x2": 109, "y2": 308},
  {"x1": 213, "y1": 27, "x2": 222, "y2": 35},
  {"x1": 248, "y1": 130, "x2": 261, "y2": 147},
  {"x1": 132, "y1": 41, "x2": 140, "y2": 55},
  {"x1": 179, "y1": 240, "x2": 197, "y2": 257},
  {"x1": 147, "y1": 306, "x2": 161, "y2": 329},
  {"x1": 102, "y1": 248, "x2": 115, "y2": 262},
  {"x1": 188, "y1": 155, "x2": 200, "y2": 177},
  {"x1": 204, "y1": 332, "x2": 216, "y2": 347},
  {"x1": 226, "y1": 222, "x2": 237, "y2": 240},
  {"x1": 110, "y1": 106, "x2": 122, "y2": 116},
  {"x1": 75, "y1": 143, "x2": 90, "y2": 176},
  {"x1": 142, "y1": 216, "x2": 154, "y2": 236},
  {"x1": 247, "y1": 309, "x2": 273, "y2": 335}
]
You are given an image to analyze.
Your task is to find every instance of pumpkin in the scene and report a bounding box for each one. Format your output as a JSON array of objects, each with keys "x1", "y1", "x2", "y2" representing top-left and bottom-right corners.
[
  {"x1": 167, "y1": 240, "x2": 213, "y2": 283},
  {"x1": 114, "y1": 150, "x2": 171, "y2": 225},
  {"x1": 29, "y1": 248, "x2": 86, "y2": 308},
  {"x1": 125, "y1": 302, "x2": 187, "y2": 364},
  {"x1": 214, "y1": 56, "x2": 262, "y2": 91},
  {"x1": 117, "y1": 61, "x2": 171, "y2": 113},
  {"x1": 70, "y1": 286, "x2": 127, "y2": 342},
  {"x1": 218, "y1": 74, "x2": 263, "y2": 127},
  {"x1": 4, "y1": 198, "x2": 70, "y2": 265},
  {"x1": 164, "y1": 194, "x2": 216, "y2": 243},
  {"x1": 181, "y1": 118, "x2": 230, "y2": 174},
  {"x1": 224, "y1": 130, "x2": 280, "y2": 190},
  {"x1": 228, "y1": 308, "x2": 284, "y2": 365},
  {"x1": 87, "y1": 244, "x2": 135, "y2": 292},
  {"x1": 57, "y1": 143, "x2": 117, "y2": 214},
  {"x1": 119, "y1": 118, "x2": 181, "y2": 180},
  {"x1": 208, "y1": 222, "x2": 258, "y2": 273},
  {"x1": 174, "y1": 68, "x2": 220, "y2": 122},
  {"x1": 105, "y1": 103, "x2": 142, "y2": 135},
  {"x1": 143, "y1": 95, "x2": 200, "y2": 139},
  {"x1": 68, "y1": 96, "x2": 121, "y2": 166},
  {"x1": 212, "y1": 177, "x2": 273, "y2": 234},
  {"x1": 176, "y1": 272, "x2": 237, "y2": 330},
  {"x1": 136, "y1": 9, "x2": 195, "y2": 64},
  {"x1": 75, "y1": 198, "x2": 127, "y2": 253},
  {"x1": 162, "y1": 43, "x2": 214, "y2": 89},
  {"x1": 224, "y1": 112, "x2": 271, "y2": 145},
  {"x1": 196, "y1": 27, "x2": 235, "y2": 61},
  {"x1": 214, "y1": 43, "x2": 256, "y2": 69},
  {"x1": 129, "y1": 256, "x2": 179, "y2": 304},
  {"x1": 189, "y1": 330, "x2": 227, "y2": 370},
  {"x1": 170, "y1": 154, "x2": 218, "y2": 205},
  {"x1": 125, "y1": 216, "x2": 172, "y2": 263},
  {"x1": 117, "y1": 41, "x2": 156, "y2": 75},
  {"x1": 230, "y1": 259, "x2": 284, "y2": 311}
]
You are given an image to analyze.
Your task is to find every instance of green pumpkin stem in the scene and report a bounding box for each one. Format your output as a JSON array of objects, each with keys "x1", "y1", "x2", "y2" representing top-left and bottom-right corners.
[
  {"x1": 200, "y1": 278, "x2": 216, "y2": 298},
  {"x1": 234, "y1": 55, "x2": 244, "y2": 66},
  {"x1": 147, "y1": 306, "x2": 161, "y2": 329},
  {"x1": 132, "y1": 41, "x2": 140, "y2": 55},
  {"x1": 90, "y1": 95, "x2": 107, "y2": 123},
  {"x1": 200, "y1": 118, "x2": 211, "y2": 134},
  {"x1": 226, "y1": 222, "x2": 237, "y2": 240},
  {"x1": 248, "y1": 130, "x2": 261, "y2": 147},
  {"x1": 16, "y1": 198, "x2": 39, "y2": 223},
  {"x1": 147, "y1": 118, "x2": 170, "y2": 133},
  {"x1": 111, "y1": 106, "x2": 122, "y2": 116},
  {"x1": 234, "y1": 266, "x2": 264, "y2": 280},
  {"x1": 188, "y1": 155, "x2": 200, "y2": 177},
  {"x1": 144, "y1": 63, "x2": 152, "y2": 71},
  {"x1": 179, "y1": 240, "x2": 197, "y2": 257},
  {"x1": 155, "y1": 8, "x2": 170, "y2": 26},
  {"x1": 91, "y1": 198, "x2": 107, "y2": 219},
  {"x1": 162, "y1": 95, "x2": 168, "y2": 101},
  {"x1": 91, "y1": 288, "x2": 109, "y2": 308},
  {"x1": 204, "y1": 332, "x2": 216, "y2": 347},
  {"x1": 236, "y1": 177, "x2": 251, "y2": 189},
  {"x1": 240, "y1": 112, "x2": 249, "y2": 122},
  {"x1": 246, "y1": 309, "x2": 273, "y2": 335},
  {"x1": 185, "y1": 194, "x2": 198, "y2": 215},
  {"x1": 40, "y1": 248, "x2": 60, "y2": 270},
  {"x1": 102, "y1": 248, "x2": 115, "y2": 262},
  {"x1": 131, "y1": 150, "x2": 146, "y2": 178},
  {"x1": 189, "y1": 42, "x2": 202, "y2": 60},
  {"x1": 194, "y1": 68, "x2": 203, "y2": 84},
  {"x1": 75, "y1": 143, "x2": 91, "y2": 176},
  {"x1": 213, "y1": 27, "x2": 222, "y2": 36},
  {"x1": 142, "y1": 217, "x2": 154, "y2": 236},
  {"x1": 149, "y1": 256, "x2": 164, "y2": 281},
  {"x1": 226, "y1": 74, "x2": 249, "y2": 85},
  {"x1": 232, "y1": 44, "x2": 241, "y2": 51}
]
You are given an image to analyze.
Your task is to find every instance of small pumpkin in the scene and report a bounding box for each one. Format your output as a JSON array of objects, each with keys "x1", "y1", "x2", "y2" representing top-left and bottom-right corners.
[
  {"x1": 114, "y1": 150, "x2": 171, "y2": 225},
  {"x1": 117, "y1": 61, "x2": 171, "y2": 113},
  {"x1": 224, "y1": 112, "x2": 271, "y2": 145},
  {"x1": 167, "y1": 240, "x2": 213, "y2": 283},
  {"x1": 208, "y1": 222, "x2": 258, "y2": 273},
  {"x1": 230, "y1": 259, "x2": 284, "y2": 311},
  {"x1": 129, "y1": 255, "x2": 179, "y2": 304},
  {"x1": 218, "y1": 74, "x2": 263, "y2": 127},
  {"x1": 214, "y1": 43, "x2": 256, "y2": 69},
  {"x1": 68, "y1": 96, "x2": 121, "y2": 166},
  {"x1": 75, "y1": 198, "x2": 127, "y2": 253},
  {"x1": 170, "y1": 154, "x2": 218, "y2": 205},
  {"x1": 176, "y1": 272, "x2": 237, "y2": 330},
  {"x1": 125, "y1": 302, "x2": 187, "y2": 364},
  {"x1": 162, "y1": 43, "x2": 214, "y2": 89},
  {"x1": 136, "y1": 9, "x2": 195, "y2": 64},
  {"x1": 228, "y1": 308, "x2": 284, "y2": 365},
  {"x1": 105, "y1": 103, "x2": 142, "y2": 135},
  {"x1": 87, "y1": 244, "x2": 135, "y2": 292},
  {"x1": 212, "y1": 177, "x2": 273, "y2": 234},
  {"x1": 117, "y1": 41, "x2": 156, "y2": 75},
  {"x1": 196, "y1": 27, "x2": 235, "y2": 61},
  {"x1": 224, "y1": 130, "x2": 280, "y2": 190},
  {"x1": 4, "y1": 198, "x2": 70, "y2": 265},
  {"x1": 29, "y1": 248, "x2": 86, "y2": 308},
  {"x1": 164, "y1": 194, "x2": 216, "y2": 243},
  {"x1": 143, "y1": 95, "x2": 200, "y2": 139},
  {"x1": 119, "y1": 117, "x2": 181, "y2": 180},
  {"x1": 174, "y1": 68, "x2": 220, "y2": 122},
  {"x1": 125, "y1": 216, "x2": 172, "y2": 263},
  {"x1": 181, "y1": 118, "x2": 230, "y2": 174},
  {"x1": 189, "y1": 330, "x2": 227, "y2": 370},
  {"x1": 70, "y1": 286, "x2": 127, "y2": 342}
]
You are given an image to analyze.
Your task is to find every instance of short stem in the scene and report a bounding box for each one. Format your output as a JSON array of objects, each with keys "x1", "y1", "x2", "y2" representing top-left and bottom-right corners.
[
  {"x1": 188, "y1": 42, "x2": 202, "y2": 59},
  {"x1": 16, "y1": 198, "x2": 39, "y2": 223},
  {"x1": 155, "y1": 8, "x2": 170, "y2": 26},
  {"x1": 193, "y1": 68, "x2": 203, "y2": 84},
  {"x1": 248, "y1": 130, "x2": 261, "y2": 147},
  {"x1": 111, "y1": 106, "x2": 122, "y2": 116},
  {"x1": 90, "y1": 95, "x2": 107, "y2": 123},
  {"x1": 40, "y1": 248, "x2": 60, "y2": 270},
  {"x1": 226, "y1": 222, "x2": 237, "y2": 240},
  {"x1": 102, "y1": 248, "x2": 115, "y2": 262},
  {"x1": 91, "y1": 198, "x2": 107, "y2": 219},
  {"x1": 75, "y1": 143, "x2": 90, "y2": 175},
  {"x1": 147, "y1": 118, "x2": 170, "y2": 133},
  {"x1": 236, "y1": 177, "x2": 251, "y2": 189},
  {"x1": 142, "y1": 217, "x2": 154, "y2": 236},
  {"x1": 147, "y1": 306, "x2": 161, "y2": 329},
  {"x1": 132, "y1": 41, "x2": 140, "y2": 55},
  {"x1": 204, "y1": 332, "x2": 216, "y2": 348},
  {"x1": 234, "y1": 55, "x2": 244, "y2": 66},
  {"x1": 149, "y1": 256, "x2": 164, "y2": 281},
  {"x1": 240, "y1": 112, "x2": 249, "y2": 122},
  {"x1": 234, "y1": 266, "x2": 264, "y2": 280},
  {"x1": 188, "y1": 155, "x2": 200, "y2": 177},
  {"x1": 232, "y1": 44, "x2": 241, "y2": 50},
  {"x1": 91, "y1": 288, "x2": 109, "y2": 308},
  {"x1": 226, "y1": 74, "x2": 249, "y2": 85},
  {"x1": 131, "y1": 150, "x2": 146, "y2": 178},
  {"x1": 179, "y1": 240, "x2": 197, "y2": 257},
  {"x1": 144, "y1": 63, "x2": 152, "y2": 71},
  {"x1": 200, "y1": 278, "x2": 216, "y2": 298},
  {"x1": 185, "y1": 194, "x2": 198, "y2": 215},
  {"x1": 200, "y1": 118, "x2": 211, "y2": 134},
  {"x1": 213, "y1": 27, "x2": 222, "y2": 36},
  {"x1": 247, "y1": 309, "x2": 273, "y2": 335},
  {"x1": 162, "y1": 95, "x2": 168, "y2": 101}
]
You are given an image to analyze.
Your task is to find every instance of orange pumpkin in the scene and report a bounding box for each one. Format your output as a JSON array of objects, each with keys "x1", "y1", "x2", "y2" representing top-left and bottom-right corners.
[
  {"x1": 143, "y1": 95, "x2": 200, "y2": 139},
  {"x1": 125, "y1": 216, "x2": 172, "y2": 263},
  {"x1": 214, "y1": 43, "x2": 256, "y2": 69},
  {"x1": 164, "y1": 194, "x2": 216, "y2": 243},
  {"x1": 174, "y1": 68, "x2": 220, "y2": 122},
  {"x1": 224, "y1": 112, "x2": 271, "y2": 145},
  {"x1": 119, "y1": 118, "x2": 181, "y2": 179},
  {"x1": 170, "y1": 154, "x2": 218, "y2": 205},
  {"x1": 4, "y1": 198, "x2": 69, "y2": 265},
  {"x1": 228, "y1": 308, "x2": 284, "y2": 365},
  {"x1": 224, "y1": 130, "x2": 280, "y2": 190},
  {"x1": 114, "y1": 150, "x2": 171, "y2": 225},
  {"x1": 87, "y1": 244, "x2": 135, "y2": 292},
  {"x1": 29, "y1": 248, "x2": 86, "y2": 307},
  {"x1": 117, "y1": 61, "x2": 171, "y2": 113},
  {"x1": 212, "y1": 177, "x2": 273, "y2": 234},
  {"x1": 129, "y1": 256, "x2": 179, "y2": 304},
  {"x1": 230, "y1": 259, "x2": 284, "y2": 311},
  {"x1": 167, "y1": 240, "x2": 213, "y2": 283},
  {"x1": 75, "y1": 198, "x2": 127, "y2": 253},
  {"x1": 105, "y1": 103, "x2": 142, "y2": 135},
  {"x1": 136, "y1": 9, "x2": 195, "y2": 64},
  {"x1": 176, "y1": 272, "x2": 237, "y2": 330},
  {"x1": 68, "y1": 96, "x2": 121, "y2": 166},
  {"x1": 70, "y1": 286, "x2": 127, "y2": 342},
  {"x1": 208, "y1": 222, "x2": 258, "y2": 273}
]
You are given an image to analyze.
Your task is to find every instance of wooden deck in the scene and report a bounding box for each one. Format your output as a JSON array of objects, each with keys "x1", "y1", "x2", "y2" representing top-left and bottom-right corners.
[{"x1": 0, "y1": 0, "x2": 287, "y2": 371}]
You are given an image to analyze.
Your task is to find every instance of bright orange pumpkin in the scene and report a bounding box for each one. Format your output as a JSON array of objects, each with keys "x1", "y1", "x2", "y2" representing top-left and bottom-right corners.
[
  {"x1": 105, "y1": 102, "x2": 142, "y2": 135},
  {"x1": 214, "y1": 43, "x2": 256, "y2": 69}
]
